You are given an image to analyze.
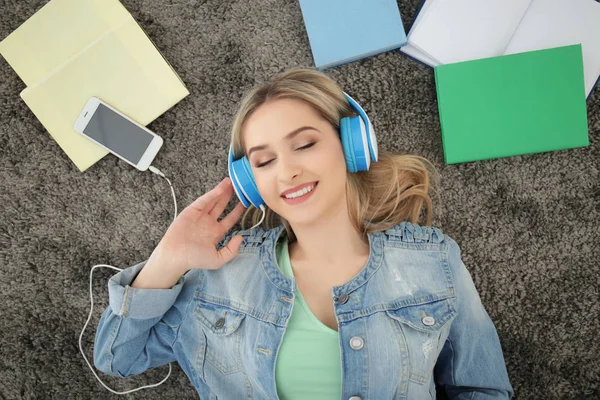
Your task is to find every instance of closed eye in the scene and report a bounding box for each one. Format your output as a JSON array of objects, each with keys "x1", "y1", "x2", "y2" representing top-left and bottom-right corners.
[{"x1": 256, "y1": 142, "x2": 316, "y2": 168}]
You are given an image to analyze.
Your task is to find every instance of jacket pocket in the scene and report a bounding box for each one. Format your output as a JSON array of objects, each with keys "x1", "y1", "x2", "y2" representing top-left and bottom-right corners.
[
  {"x1": 385, "y1": 297, "x2": 457, "y2": 384},
  {"x1": 193, "y1": 299, "x2": 247, "y2": 375}
]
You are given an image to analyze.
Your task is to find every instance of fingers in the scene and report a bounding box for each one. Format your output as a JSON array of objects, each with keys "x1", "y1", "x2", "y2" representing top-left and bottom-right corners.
[
  {"x1": 189, "y1": 177, "x2": 232, "y2": 213},
  {"x1": 219, "y1": 202, "x2": 246, "y2": 231},
  {"x1": 208, "y1": 179, "x2": 235, "y2": 218},
  {"x1": 217, "y1": 235, "x2": 244, "y2": 264}
]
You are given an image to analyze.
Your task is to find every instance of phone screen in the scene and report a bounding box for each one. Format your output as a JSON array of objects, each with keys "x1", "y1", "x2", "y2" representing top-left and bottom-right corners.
[{"x1": 83, "y1": 103, "x2": 153, "y2": 164}]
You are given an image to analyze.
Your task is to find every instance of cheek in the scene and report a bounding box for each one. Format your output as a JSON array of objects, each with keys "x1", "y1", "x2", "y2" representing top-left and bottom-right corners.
[
  {"x1": 315, "y1": 140, "x2": 346, "y2": 167},
  {"x1": 253, "y1": 175, "x2": 279, "y2": 203},
  {"x1": 327, "y1": 146, "x2": 350, "y2": 174}
]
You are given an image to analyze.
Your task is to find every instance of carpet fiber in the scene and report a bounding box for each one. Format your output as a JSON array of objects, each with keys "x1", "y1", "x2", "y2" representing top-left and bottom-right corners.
[{"x1": 1, "y1": 0, "x2": 598, "y2": 398}]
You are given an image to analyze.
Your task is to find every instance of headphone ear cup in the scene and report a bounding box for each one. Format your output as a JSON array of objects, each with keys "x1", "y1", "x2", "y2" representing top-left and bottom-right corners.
[
  {"x1": 229, "y1": 149, "x2": 250, "y2": 207},
  {"x1": 343, "y1": 92, "x2": 378, "y2": 164},
  {"x1": 340, "y1": 117, "x2": 357, "y2": 173},
  {"x1": 228, "y1": 147, "x2": 265, "y2": 209},
  {"x1": 340, "y1": 115, "x2": 371, "y2": 172},
  {"x1": 238, "y1": 157, "x2": 265, "y2": 209}
]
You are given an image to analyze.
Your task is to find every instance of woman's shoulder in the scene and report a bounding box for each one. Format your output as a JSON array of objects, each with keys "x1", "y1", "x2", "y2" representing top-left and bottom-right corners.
[
  {"x1": 381, "y1": 221, "x2": 455, "y2": 247},
  {"x1": 382, "y1": 222, "x2": 466, "y2": 274}
]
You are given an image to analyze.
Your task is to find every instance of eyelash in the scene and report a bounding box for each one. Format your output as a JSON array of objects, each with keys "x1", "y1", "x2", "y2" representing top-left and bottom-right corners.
[{"x1": 256, "y1": 142, "x2": 316, "y2": 168}]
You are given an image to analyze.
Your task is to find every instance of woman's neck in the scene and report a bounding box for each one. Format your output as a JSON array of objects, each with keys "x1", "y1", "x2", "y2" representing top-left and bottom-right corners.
[{"x1": 287, "y1": 217, "x2": 370, "y2": 269}]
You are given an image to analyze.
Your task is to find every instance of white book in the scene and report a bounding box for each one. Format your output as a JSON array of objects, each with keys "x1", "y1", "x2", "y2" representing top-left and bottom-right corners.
[
  {"x1": 400, "y1": 43, "x2": 440, "y2": 67},
  {"x1": 401, "y1": 0, "x2": 600, "y2": 98},
  {"x1": 403, "y1": 0, "x2": 532, "y2": 64},
  {"x1": 402, "y1": 0, "x2": 441, "y2": 66}
]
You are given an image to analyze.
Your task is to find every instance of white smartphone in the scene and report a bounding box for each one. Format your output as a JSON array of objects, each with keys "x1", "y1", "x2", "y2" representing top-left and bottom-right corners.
[{"x1": 73, "y1": 97, "x2": 164, "y2": 171}]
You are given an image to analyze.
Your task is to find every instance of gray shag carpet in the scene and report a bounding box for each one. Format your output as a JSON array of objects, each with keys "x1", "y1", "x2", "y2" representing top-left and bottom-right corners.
[{"x1": 1, "y1": 0, "x2": 599, "y2": 399}]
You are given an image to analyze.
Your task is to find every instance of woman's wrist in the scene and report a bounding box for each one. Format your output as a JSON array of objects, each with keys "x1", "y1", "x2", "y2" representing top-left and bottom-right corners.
[{"x1": 131, "y1": 248, "x2": 186, "y2": 289}]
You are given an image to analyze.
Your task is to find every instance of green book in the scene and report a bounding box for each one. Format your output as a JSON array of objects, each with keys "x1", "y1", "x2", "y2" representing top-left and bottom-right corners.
[{"x1": 434, "y1": 44, "x2": 589, "y2": 164}]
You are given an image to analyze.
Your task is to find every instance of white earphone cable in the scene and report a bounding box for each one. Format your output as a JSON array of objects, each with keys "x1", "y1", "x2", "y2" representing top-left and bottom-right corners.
[
  {"x1": 80, "y1": 165, "x2": 265, "y2": 394},
  {"x1": 79, "y1": 165, "x2": 176, "y2": 395}
]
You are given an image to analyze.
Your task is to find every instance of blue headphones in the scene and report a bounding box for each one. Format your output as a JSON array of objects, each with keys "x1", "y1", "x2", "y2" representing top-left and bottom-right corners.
[{"x1": 228, "y1": 92, "x2": 378, "y2": 210}]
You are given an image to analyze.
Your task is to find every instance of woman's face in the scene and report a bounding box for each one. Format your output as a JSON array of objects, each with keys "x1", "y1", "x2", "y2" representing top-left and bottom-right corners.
[{"x1": 242, "y1": 97, "x2": 348, "y2": 226}]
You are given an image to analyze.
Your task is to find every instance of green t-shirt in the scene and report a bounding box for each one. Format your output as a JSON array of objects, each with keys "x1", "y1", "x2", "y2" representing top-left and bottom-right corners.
[{"x1": 274, "y1": 235, "x2": 342, "y2": 399}]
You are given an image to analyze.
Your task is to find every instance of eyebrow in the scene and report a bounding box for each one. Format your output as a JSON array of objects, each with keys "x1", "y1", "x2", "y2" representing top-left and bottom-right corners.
[{"x1": 246, "y1": 126, "x2": 317, "y2": 158}]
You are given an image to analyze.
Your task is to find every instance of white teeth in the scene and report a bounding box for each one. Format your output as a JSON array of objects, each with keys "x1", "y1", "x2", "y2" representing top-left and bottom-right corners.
[{"x1": 284, "y1": 184, "x2": 315, "y2": 199}]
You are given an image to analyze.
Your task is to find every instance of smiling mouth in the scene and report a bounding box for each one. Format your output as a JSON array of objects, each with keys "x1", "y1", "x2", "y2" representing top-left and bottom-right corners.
[
  {"x1": 281, "y1": 182, "x2": 318, "y2": 198},
  {"x1": 281, "y1": 182, "x2": 318, "y2": 204}
]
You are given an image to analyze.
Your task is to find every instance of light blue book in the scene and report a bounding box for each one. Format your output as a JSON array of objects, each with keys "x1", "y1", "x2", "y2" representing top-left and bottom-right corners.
[{"x1": 299, "y1": 0, "x2": 407, "y2": 70}]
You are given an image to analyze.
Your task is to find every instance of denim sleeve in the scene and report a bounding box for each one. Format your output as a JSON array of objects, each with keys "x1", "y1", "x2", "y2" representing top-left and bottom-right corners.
[
  {"x1": 93, "y1": 260, "x2": 186, "y2": 378},
  {"x1": 434, "y1": 237, "x2": 514, "y2": 399}
]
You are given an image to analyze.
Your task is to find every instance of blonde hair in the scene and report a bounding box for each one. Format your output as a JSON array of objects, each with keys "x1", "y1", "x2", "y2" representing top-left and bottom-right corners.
[{"x1": 230, "y1": 68, "x2": 441, "y2": 243}]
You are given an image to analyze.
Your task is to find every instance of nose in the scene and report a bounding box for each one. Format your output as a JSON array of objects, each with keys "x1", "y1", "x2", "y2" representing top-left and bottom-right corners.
[{"x1": 278, "y1": 153, "x2": 302, "y2": 183}]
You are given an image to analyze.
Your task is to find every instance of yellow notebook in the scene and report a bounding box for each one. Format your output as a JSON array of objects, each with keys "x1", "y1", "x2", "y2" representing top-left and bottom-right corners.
[{"x1": 0, "y1": 0, "x2": 189, "y2": 172}]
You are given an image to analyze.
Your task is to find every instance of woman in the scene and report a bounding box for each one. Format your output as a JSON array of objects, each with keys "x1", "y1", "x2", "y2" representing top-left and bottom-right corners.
[{"x1": 94, "y1": 68, "x2": 514, "y2": 399}]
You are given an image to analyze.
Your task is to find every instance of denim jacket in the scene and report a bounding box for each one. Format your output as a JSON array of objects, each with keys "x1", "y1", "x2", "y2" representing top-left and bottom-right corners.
[{"x1": 94, "y1": 222, "x2": 514, "y2": 399}]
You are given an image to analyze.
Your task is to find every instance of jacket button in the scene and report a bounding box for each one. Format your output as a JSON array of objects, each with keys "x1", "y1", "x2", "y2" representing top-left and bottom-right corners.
[
  {"x1": 349, "y1": 397, "x2": 362, "y2": 400},
  {"x1": 338, "y1": 293, "x2": 349, "y2": 304},
  {"x1": 349, "y1": 336, "x2": 364, "y2": 350},
  {"x1": 215, "y1": 317, "x2": 225, "y2": 328},
  {"x1": 422, "y1": 316, "x2": 435, "y2": 326}
]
